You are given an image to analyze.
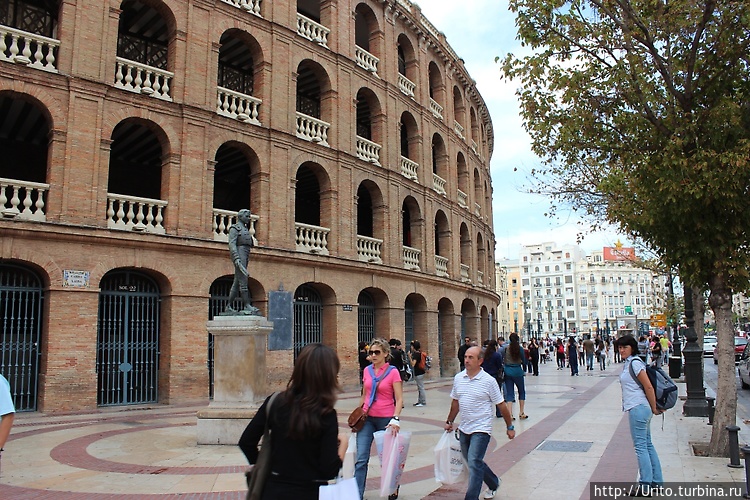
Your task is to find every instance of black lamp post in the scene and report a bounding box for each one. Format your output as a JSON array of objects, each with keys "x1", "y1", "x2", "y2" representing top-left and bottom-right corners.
[
  {"x1": 537, "y1": 318, "x2": 542, "y2": 340},
  {"x1": 527, "y1": 316, "x2": 532, "y2": 340},
  {"x1": 605, "y1": 318, "x2": 610, "y2": 340},
  {"x1": 682, "y1": 285, "x2": 708, "y2": 416},
  {"x1": 514, "y1": 318, "x2": 518, "y2": 335},
  {"x1": 563, "y1": 317, "x2": 568, "y2": 336},
  {"x1": 596, "y1": 318, "x2": 600, "y2": 339}
]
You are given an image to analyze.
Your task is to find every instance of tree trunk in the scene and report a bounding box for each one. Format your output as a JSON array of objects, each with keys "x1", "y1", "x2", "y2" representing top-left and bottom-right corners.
[{"x1": 708, "y1": 274, "x2": 735, "y2": 457}]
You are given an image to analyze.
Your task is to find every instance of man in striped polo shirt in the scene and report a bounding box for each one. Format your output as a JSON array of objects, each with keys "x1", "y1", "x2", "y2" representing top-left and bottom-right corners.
[{"x1": 445, "y1": 346, "x2": 515, "y2": 500}]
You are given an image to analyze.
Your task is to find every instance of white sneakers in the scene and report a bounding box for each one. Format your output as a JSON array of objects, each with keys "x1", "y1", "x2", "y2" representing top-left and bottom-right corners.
[{"x1": 483, "y1": 488, "x2": 497, "y2": 499}]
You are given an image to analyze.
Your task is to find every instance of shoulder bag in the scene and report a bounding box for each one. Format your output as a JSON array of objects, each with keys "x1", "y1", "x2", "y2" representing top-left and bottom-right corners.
[
  {"x1": 245, "y1": 392, "x2": 279, "y2": 500},
  {"x1": 348, "y1": 365, "x2": 395, "y2": 432}
]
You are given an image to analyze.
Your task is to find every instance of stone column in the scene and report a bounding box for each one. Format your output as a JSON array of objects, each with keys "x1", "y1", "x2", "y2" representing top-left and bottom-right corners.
[{"x1": 196, "y1": 315, "x2": 273, "y2": 445}]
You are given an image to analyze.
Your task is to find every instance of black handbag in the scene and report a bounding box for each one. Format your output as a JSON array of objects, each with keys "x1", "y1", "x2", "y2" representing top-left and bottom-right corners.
[{"x1": 245, "y1": 392, "x2": 279, "y2": 500}]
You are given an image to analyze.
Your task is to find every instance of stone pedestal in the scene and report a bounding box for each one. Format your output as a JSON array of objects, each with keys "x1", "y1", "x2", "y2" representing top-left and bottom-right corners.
[{"x1": 196, "y1": 315, "x2": 273, "y2": 445}]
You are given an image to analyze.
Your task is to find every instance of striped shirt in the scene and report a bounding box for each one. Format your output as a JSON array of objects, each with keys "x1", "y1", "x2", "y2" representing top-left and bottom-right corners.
[{"x1": 450, "y1": 368, "x2": 504, "y2": 434}]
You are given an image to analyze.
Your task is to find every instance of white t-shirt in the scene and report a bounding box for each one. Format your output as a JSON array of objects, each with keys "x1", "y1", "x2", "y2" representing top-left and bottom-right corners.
[
  {"x1": 450, "y1": 369, "x2": 504, "y2": 435},
  {"x1": 620, "y1": 356, "x2": 649, "y2": 412},
  {"x1": 0, "y1": 375, "x2": 15, "y2": 416}
]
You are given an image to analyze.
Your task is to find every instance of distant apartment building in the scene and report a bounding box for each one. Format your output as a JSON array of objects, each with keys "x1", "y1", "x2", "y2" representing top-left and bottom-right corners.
[{"x1": 497, "y1": 242, "x2": 666, "y2": 339}]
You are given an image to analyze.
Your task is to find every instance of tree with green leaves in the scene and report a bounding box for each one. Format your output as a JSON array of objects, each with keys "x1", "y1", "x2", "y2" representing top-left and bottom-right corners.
[{"x1": 500, "y1": 0, "x2": 750, "y2": 456}]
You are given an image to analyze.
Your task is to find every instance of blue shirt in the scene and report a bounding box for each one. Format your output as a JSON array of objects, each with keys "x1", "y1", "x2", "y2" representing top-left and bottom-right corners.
[
  {"x1": 620, "y1": 356, "x2": 649, "y2": 411},
  {"x1": 0, "y1": 375, "x2": 15, "y2": 416}
]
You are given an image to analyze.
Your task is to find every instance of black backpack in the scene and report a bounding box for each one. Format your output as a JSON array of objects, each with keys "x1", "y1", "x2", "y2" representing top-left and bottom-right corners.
[{"x1": 628, "y1": 359, "x2": 678, "y2": 411}]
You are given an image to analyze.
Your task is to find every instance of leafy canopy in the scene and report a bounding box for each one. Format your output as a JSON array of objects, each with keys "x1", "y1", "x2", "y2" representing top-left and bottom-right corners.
[{"x1": 500, "y1": 0, "x2": 750, "y2": 290}]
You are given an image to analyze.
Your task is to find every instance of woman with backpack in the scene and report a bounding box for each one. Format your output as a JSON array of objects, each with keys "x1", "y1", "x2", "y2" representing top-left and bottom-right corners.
[{"x1": 614, "y1": 335, "x2": 663, "y2": 497}]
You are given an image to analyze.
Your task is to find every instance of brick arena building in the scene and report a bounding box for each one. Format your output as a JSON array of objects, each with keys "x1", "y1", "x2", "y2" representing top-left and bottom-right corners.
[{"x1": 0, "y1": 0, "x2": 499, "y2": 412}]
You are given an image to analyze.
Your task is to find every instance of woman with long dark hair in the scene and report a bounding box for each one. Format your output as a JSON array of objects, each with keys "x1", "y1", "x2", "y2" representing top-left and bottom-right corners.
[
  {"x1": 503, "y1": 333, "x2": 528, "y2": 420},
  {"x1": 568, "y1": 336, "x2": 579, "y2": 376},
  {"x1": 482, "y1": 340, "x2": 505, "y2": 417},
  {"x1": 239, "y1": 343, "x2": 347, "y2": 499},
  {"x1": 529, "y1": 339, "x2": 540, "y2": 376}
]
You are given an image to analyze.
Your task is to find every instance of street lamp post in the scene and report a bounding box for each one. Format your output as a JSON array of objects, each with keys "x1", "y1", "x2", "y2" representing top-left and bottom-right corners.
[
  {"x1": 563, "y1": 317, "x2": 568, "y2": 336},
  {"x1": 682, "y1": 286, "x2": 708, "y2": 417},
  {"x1": 537, "y1": 318, "x2": 542, "y2": 340},
  {"x1": 514, "y1": 318, "x2": 518, "y2": 335}
]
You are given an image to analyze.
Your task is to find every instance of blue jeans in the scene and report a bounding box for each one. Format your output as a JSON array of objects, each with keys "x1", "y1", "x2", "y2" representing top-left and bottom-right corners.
[
  {"x1": 628, "y1": 404, "x2": 663, "y2": 487},
  {"x1": 503, "y1": 374, "x2": 525, "y2": 402},
  {"x1": 354, "y1": 416, "x2": 391, "y2": 499},
  {"x1": 458, "y1": 430, "x2": 498, "y2": 500},
  {"x1": 586, "y1": 353, "x2": 594, "y2": 370}
]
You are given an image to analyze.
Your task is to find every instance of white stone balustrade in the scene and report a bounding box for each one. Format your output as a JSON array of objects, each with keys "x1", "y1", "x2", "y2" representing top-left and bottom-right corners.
[
  {"x1": 217, "y1": 87, "x2": 261, "y2": 125},
  {"x1": 435, "y1": 255, "x2": 449, "y2": 278},
  {"x1": 429, "y1": 98, "x2": 443, "y2": 120},
  {"x1": 432, "y1": 173, "x2": 447, "y2": 196},
  {"x1": 457, "y1": 189, "x2": 468, "y2": 209},
  {"x1": 471, "y1": 140, "x2": 479, "y2": 155},
  {"x1": 296, "y1": 13, "x2": 330, "y2": 47},
  {"x1": 295, "y1": 222, "x2": 330, "y2": 255},
  {"x1": 296, "y1": 112, "x2": 330, "y2": 146},
  {"x1": 219, "y1": 0, "x2": 262, "y2": 17},
  {"x1": 403, "y1": 245, "x2": 421, "y2": 270},
  {"x1": 477, "y1": 270, "x2": 484, "y2": 285},
  {"x1": 0, "y1": 177, "x2": 49, "y2": 221},
  {"x1": 400, "y1": 156, "x2": 419, "y2": 180},
  {"x1": 398, "y1": 73, "x2": 415, "y2": 98},
  {"x1": 0, "y1": 24, "x2": 59, "y2": 73},
  {"x1": 356, "y1": 235, "x2": 383, "y2": 263},
  {"x1": 356, "y1": 136, "x2": 381, "y2": 165},
  {"x1": 475, "y1": 202, "x2": 481, "y2": 217},
  {"x1": 107, "y1": 193, "x2": 167, "y2": 234},
  {"x1": 454, "y1": 120, "x2": 465, "y2": 139},
  {"x1": 460, "y1": 263, "x2": 471, "y2": 283},
  {"x1": 355, "y1": 46, "x2": 379, "y2": 74},
  {"x1": 115, "y1": 57, "x2": 173, "y2": 101},
  {"x1": 212, "y1": 208, "x2": 259, "y2": 244}
]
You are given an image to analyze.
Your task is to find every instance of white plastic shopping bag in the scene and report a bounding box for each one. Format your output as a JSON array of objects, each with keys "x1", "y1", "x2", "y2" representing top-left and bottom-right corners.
[
  {"x1": 319, "y1": 471, "x2": 359, "y2": 500},
  {"x1": 434, "y1": 430, "x2": 467, "y2": 484},
  {"x1": 379, "y1": 430, "x2": 411, "y2": 498},
  {"x1": 341, "y1": 433, "x2": 356, "y2": 479}
]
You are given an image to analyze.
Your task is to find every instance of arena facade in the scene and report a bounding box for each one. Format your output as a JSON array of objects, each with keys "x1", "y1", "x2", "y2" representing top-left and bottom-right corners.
[{"x1": 0, "y1": 0, "x2": 499, "y2": 412}]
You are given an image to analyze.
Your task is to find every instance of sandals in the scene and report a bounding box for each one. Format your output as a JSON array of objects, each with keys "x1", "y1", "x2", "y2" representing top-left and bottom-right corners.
[{"x1": 519, "y1": 414, "x2": 529, "y2": 420}]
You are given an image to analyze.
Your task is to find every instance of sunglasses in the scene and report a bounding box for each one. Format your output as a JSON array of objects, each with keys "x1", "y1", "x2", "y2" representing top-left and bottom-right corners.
[{"x1": 368, "y1": 350, "x2": 382, "y2": 355}]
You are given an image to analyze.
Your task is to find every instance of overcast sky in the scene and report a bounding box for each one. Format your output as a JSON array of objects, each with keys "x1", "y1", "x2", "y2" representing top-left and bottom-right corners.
[{"x1": 417, "y1": 1, "x2": 627, "y2": 259}]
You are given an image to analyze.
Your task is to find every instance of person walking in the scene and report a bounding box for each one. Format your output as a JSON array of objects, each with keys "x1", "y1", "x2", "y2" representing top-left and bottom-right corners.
[
  {"x1": 503, "y1": 333, "x2": 528, "y2": 420},
  {"x1": 354, "y1": 338, "x2": 403, "y2": 500},
  {"x1": 457, "y1": 336, "x2": 472, "y2": 371},
  {"x1": 444, "y1": 346, "x2": 515, "y2": 500},
  {"x1": 568, "y1": 337, "x2": 579, "y2": 376},
  {"x1": 358, "y1": 341, "x2": 371, "y2": 387},
  {"x1": 556, "y1": 339, "x2": 566, "y2": 370},
  {"x1": 650, "y1": 335, "x2": 663, "y2": 369},
  {"x1": 529, "y1": 339, "x2": 540, "y2": 376},
  {"x1": 596, "y1": 339, "x2": 606, "y2": 370},
  {"x1": 583, "y1": 336, "x2": 595, "y2": 371},
  {"x1": 637, "y1": 335, "x2": 649, "y2": 363},
  {"x1": 238, "y1": 344, "x2": 347, "y2": 499},
  {"x1": 615, "y1": 335, "x2": 664, "y2": 497},
  {"x1": 481, "y1": 340, "x2": 504, "y2": 418},
  {"x1": 411, "y1": 340, "x2": 427, "y2": 407}
]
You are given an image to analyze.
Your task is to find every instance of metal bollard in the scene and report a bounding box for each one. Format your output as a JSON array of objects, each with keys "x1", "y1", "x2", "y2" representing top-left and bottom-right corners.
[
  {"x1": 742, "y1": 446, "x2": 750, "y2": 498},
  {"x1": 728, "y1": 426, "x2": 743, "y2": 468},
  {"x1": 707, "y1": 397, "x2": 716, "y2": 425}
]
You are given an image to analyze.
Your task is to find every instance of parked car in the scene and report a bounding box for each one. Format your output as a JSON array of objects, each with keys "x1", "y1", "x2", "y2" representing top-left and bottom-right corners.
[
  {"x1": 738, "y1": 343, "x2": 750, "y2": 389},
  {"x1": 703, "y1": 336, "x2": 717, "y2": 357},
  {"x1": 713, "y1": 336, "x2": 748, "y2": 364}
]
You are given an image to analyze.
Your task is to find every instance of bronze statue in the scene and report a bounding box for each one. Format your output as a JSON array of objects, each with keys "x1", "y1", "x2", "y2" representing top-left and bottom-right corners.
[{"x1": 225, "y1": 209, "x2": 260, "y2": 315}]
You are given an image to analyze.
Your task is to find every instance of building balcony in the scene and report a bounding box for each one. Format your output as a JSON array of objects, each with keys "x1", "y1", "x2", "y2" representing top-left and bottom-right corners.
[
  {"x1": 114, "y1": 57, "x2": 173, "y2": 101},
  {"x1": 295, "y1": 112, "x2": 329, "y2": 146},
  {"x1": 216, "y1": 86, "x2": 261, "y2": 125},
  {"x1": 402, "y1": 245, "x2": 420, "y2": 270},
  {"x1": 457, "y1": 189, "x2": 468, "y2": 209},
  {"x1": 460, "y1": 263, "x2": 471, "y2": 283},
  {"x1": 477, "y1": 270, "x2": 484, "y2": 285},
  {"x1": 0, "y1": 24, "x2": 59, "y2": 73},
  {"x1": 435, "y1": 255, "x2": 449, "y2": 278},
  {"x1": 474, "y1": 202, "x2": 481, "y2": 217},
  {"x1": 354, "y1": 45, "x2": 378, "y2": 74},
  {"x1": 0, "y1": 177, "x2": 49, "y2": 221},
  {"x1": 471, "y1": 139, "x2": 479, "y2": 155},
  {"x1": 432, "y1": 173, "x2": 446, "y2": 196},
  {"x1": 212, "y1": 208, "x2": 259, "y2": 244},
  {"x1": 356, "y1": 235, "x2": 383, "y2": 263},
  {"x1": 429, "y1": 98, "x2": 443, "y2": 120},
  {"x1": 106, "y1": 193, "x2": 167, "y2": 234},
  {"x1": 398, "y1": 73, "x2": 415, "y2": 98},
  {"x1": 296, "y1": 13, "x2": 329, "y2": 47},
  {"x1": 356, "y1": 136, "x2": 381, "y2": 165},
  {"x1": 219, "y1": 0, "x2": 262, "y2": 17},
  {"x1": 400, "y1": 156, "x2": 418, "y2": 180},
  {"x1": 453, "y1": 120, "x2": 465, "y2": 139},
  {"x1": 295, "y1": 222, "x2": 329, "y2": 255}
]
